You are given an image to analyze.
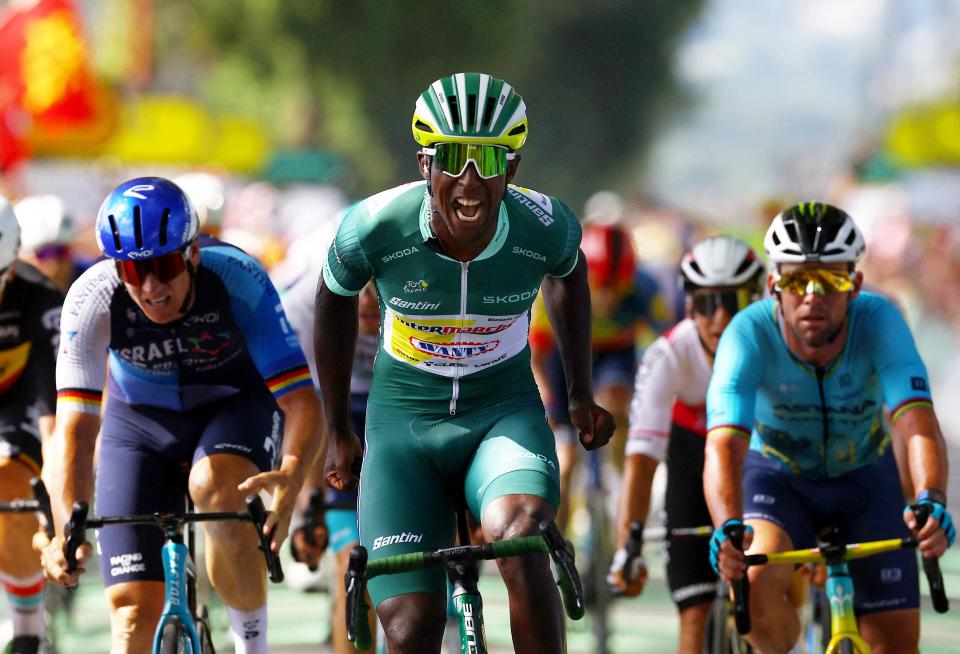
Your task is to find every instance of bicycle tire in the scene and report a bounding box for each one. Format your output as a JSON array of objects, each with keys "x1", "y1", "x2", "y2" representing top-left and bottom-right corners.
[
  {"x1": 703, "y1": 591, "x2": 753, "y2": 654},
  {"x1": 196, "y1": 605, "x2": 216, "y2": 654},
  {"x1": 584, "y1": 460, "x2": 612, "y2": 654},
  {"x1": 837, "y1": 637, "x2": 856, "y2": 654},
  {"x1": 159, "y1": 617, "x2": 192, "y2": 654}
]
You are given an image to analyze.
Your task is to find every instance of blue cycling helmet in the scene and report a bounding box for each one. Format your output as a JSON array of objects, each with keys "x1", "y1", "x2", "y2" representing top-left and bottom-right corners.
[{"x1": 96, "y1": 177, "x2": 198, "y2": 260}]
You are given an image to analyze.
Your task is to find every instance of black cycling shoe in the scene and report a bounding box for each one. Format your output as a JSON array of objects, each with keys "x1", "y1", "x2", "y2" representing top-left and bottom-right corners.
[{"x1": 6, "y1": 635, "x2": 40, "y2": 654}]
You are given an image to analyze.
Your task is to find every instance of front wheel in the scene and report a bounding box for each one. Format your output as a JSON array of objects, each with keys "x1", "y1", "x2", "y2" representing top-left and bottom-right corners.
[
  {"x1": 196, "y1": 605, "x2": 216, "y2": 654},
  {"x1": 704, "y1": 589, "x2": 753, "y2": 654},
  {"x1": 837, "y1": 637, "x2": 856, "y2": 654},
  {"x1": 158, "y1": 617, "x2": 193, "y2": 654}
]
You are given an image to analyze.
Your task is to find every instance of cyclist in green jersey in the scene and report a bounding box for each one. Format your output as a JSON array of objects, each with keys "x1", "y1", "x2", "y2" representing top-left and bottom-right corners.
[{"x1": 315, "y1": 72, "x2": 615, "y2": 653}]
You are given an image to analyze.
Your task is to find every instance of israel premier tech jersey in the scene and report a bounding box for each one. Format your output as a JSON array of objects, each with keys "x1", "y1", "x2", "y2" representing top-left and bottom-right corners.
[
  {"x1": 323, "y1": 181, "x2": 581, "y2": 414},
  {"x1": 57, "y1": 245, "x2": 312, "y2": 414},
  {"x1": 707, "y1": 292, "x2": 932, "y2": 480}
]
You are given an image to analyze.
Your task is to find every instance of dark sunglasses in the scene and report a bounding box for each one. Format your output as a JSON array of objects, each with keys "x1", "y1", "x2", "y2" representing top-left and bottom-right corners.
[
  {"x1": 691, "y1": 289, "x2": 753, "y2": 317},
  {"x1": 115, "y1": 248, "x2": 189, "y2": 286}
]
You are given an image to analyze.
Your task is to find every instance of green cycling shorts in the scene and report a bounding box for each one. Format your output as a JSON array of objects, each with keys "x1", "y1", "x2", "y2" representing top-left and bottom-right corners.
[{"x1": 359, "y1": 391, "x2": 560, "y2": 606}]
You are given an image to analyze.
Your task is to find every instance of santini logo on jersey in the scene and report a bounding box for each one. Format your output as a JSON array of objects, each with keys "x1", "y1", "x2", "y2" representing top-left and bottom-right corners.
[
  {"x1": 507, "y1": 188, "x2": 554, "y2": 226},
  {"x1": 382, "y1": 246, "x2": 420, "y2": 263},
  {"x1": 371, "y1": 532, "x2": 423, "y2": 550},
  {"x1": 411, "y1": 339, "x2": 500, "y2": 360},
  {"x1": 389, "y1": 297, "x2": 441, "y2": 310}
]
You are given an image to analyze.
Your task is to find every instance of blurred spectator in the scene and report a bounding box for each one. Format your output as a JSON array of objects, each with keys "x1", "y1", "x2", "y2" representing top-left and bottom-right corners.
[{"x1": 14, "y1": 194, "x2": 89, "y2": 293}]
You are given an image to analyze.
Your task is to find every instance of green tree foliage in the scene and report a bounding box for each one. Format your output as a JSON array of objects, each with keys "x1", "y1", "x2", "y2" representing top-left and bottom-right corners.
[{"x1": 157, "y1": 0, "x2": 704, "y2": 207}]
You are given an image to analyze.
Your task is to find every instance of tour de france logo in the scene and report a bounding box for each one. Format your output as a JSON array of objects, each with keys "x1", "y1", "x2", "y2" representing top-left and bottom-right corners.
[{"x1": 404, "y1": 280, "x2": 429, "y2": 293}]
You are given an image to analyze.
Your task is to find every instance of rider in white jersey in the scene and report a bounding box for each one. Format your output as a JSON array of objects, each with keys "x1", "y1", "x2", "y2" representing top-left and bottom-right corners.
[{"x1": 609, "y1": 236, "x2": 764, "y2": 653}]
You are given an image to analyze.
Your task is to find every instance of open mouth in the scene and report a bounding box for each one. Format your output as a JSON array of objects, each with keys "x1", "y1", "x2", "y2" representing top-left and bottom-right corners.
[
  {"x1": 145, "y1": 295, "x2": 171, "y2": 307},
  {"x1": 454, "y1": 198, "x2": 482, "y2": 222}
]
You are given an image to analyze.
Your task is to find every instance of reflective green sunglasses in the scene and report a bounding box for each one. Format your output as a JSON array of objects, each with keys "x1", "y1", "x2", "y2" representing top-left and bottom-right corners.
[{"x1": 423, "y1": 142, "x2": 515, "y2": 179}]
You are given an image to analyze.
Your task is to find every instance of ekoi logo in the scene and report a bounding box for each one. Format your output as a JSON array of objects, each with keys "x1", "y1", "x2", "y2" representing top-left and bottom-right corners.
[{"x1": 410, "y1": 338, "x2": 500, "y2": 360}]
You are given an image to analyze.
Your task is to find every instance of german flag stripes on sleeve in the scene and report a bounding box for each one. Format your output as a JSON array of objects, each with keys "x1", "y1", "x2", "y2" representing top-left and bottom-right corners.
[
  {"x1": 57, "y1": 388, "x2": 103, "y2": 414},
  {"x1": 265, "y1": 365, "x2": 313, "y2": 399}
]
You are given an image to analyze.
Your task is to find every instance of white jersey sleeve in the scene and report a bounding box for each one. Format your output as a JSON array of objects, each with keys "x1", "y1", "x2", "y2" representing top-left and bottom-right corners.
[
  {"x1": 626, "y1": 332, "x2": 681, "y2": 460},
  {"x1": 55, "y1": 261, "x2": 117, "y2": 414},
  {"x1": 626, "y1": 319, "x2": 713, "y2": 460},
  {"x1": 281, "y1": 269, "x2": 321, "y2": 387}
]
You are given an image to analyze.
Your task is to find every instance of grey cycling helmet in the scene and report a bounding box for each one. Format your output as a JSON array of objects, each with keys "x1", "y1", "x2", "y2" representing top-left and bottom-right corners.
[{"x1": 764, "y1": 202, "x2": 865, "y2": 265}]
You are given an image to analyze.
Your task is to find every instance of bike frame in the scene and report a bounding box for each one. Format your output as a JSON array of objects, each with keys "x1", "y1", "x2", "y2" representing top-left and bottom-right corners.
[
  {"x1": 750, "y1": 537, "x2": 926, "y2": 654},
  {"x1": 345, "y1": 521, "x2": 583, "y2": 653},
  {"x1": 153, "y1": 539, "x2": 202, "y2": 654}
]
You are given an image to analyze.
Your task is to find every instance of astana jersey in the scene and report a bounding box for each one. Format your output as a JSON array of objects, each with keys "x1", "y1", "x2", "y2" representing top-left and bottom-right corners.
[
  {"x1": 707, "y1": 293, "x2": 932, "y2": 480},
  {"x1": 323, "y1": 181, "x2": 581, "y2": 414}
]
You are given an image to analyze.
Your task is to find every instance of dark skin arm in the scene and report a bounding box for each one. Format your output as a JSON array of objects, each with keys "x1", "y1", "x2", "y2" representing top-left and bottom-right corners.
[
  {"x1": 314, "y1": 277, "x2": 364, "y2": 491},
  {"x1": 539, "y1": 254, "x2": 615, "y2": 449}
]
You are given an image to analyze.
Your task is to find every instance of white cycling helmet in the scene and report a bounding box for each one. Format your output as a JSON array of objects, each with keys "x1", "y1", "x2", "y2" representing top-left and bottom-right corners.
[
  {"x1": 0, "y1": 196, "x2": 21, "y2": 270},
  {"x1": 764, "y1": 202, "x2": 865, "y2": 265},
  {"x1": 680, "y1": 235, "x2": 764, "y2": 290},
  {"x1": 14, "y1": 194, "x2": 73, "y2": 253}
]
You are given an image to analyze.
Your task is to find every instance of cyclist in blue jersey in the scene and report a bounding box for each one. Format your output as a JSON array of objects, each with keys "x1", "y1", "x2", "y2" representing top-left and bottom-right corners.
[
  {"x1": 39, "y1": 178, "x2": 323, "y2": 654},
  {"x1": 705, "y1": 203, "x2": 954, "y2": 654},
  {"x1": 315, "y1": 72, "x2": 615, "y2": 653}
]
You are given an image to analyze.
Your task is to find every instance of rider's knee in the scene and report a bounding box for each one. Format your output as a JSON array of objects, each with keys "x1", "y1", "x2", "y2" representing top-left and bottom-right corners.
[
  {"x1": 482, "y1": 496, "x2": 552, "y2": 542},
  {"x1": 378, "y1": 598, "x2": 444, "y2": 650},
  {"x1": 188, "y1": 455, "x2": 246, "y2": 511},
  {"x1": 107, "y1": 583, "x2": 164, "y2": 635}
]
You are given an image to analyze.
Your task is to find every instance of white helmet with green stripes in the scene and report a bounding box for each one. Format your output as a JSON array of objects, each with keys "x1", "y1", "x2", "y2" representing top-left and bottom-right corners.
[{"x1": 412, "y1": 72, "x2": 528, "y2": 150}]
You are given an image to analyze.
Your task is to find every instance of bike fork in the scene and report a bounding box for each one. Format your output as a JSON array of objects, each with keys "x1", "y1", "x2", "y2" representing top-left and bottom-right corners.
[
  {"x1": 153, "y1": 540, "x2": 201, "y2": 654},
  {"x1": 449, "y1": 565, "x2": 486, "y2": 654}
]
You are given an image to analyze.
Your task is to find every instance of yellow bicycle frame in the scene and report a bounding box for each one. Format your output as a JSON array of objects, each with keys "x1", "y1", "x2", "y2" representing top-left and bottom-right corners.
[{"x1": 752, "y1": 538, "x2": 909, "y2": 654}]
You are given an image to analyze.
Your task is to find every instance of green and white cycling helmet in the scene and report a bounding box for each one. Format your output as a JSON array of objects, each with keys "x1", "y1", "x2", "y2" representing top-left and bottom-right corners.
[
  {"x1": 412, "y1": 72, "x2": 528, "y2": 150},
  {"x1": 765, "y1": 202, "x2": 865, "y2": 265}
]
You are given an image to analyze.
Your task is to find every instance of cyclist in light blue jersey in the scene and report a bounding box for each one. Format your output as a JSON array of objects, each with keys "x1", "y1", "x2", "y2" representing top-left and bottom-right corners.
[{"x1": 704, "y1": 203, "x2": 954, "y2": 654}]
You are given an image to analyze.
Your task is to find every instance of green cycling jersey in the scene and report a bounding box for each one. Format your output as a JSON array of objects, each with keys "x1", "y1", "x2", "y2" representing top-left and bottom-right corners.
[{"x1": 323, "y1": 180, "x2": 581, "y2": 414}]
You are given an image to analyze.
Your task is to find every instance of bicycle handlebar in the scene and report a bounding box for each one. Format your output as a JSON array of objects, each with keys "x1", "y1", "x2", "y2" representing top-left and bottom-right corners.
[
  {"x1": 245, "y1": 494, "x2": 284, "y2": 583},
  {"x1": 30, "y1": 478, "x2": 55, "y2": 540},
  {"x1": 345, "y1": 521, "x2": 585, "y2": 648},
  {"x1": 63, "y1": 500, "x2": 88, "y2": 573},
  {"x1": 0, "y1": 479, "x2": 55, "y2": 541},
  {"x1": 63, "y1": 496, "x2": 284, "y2": 584},
  {"x1": 912, "y1": 502, "x2": 949, "y2": 613},
  {"x1": 729, "y1": 504, "x2": 950, "y2": 635},
  {"x1": 621, "y1": 521, "x2": 644, "y2": 584},
  {"x1": 724, "y1": 524, "x2": 751, "y2": 635},
  {"x1": 540, "y1": 520, "x2": 586, "y2": 621},
  {"x1": 345, "y1": 546, "x2": 371, "y2": 650}
]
